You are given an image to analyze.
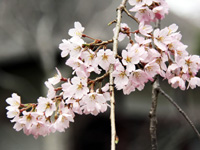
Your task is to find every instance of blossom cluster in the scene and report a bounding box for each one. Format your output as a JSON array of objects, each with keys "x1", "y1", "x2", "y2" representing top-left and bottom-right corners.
[
  {"x1": 5, "y1": 0, "x2": 200, "y2": 138},
  {"x1": 128, "y1": 0, "x2": 169, "y2": 23}
]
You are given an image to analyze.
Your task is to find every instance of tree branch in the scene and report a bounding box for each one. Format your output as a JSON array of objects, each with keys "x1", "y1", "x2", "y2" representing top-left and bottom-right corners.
[
  {"x1": 149, "y1": 20, "x2": 161, "y2": 150},
  {"x1": 109, "y1": 0, "x2": 127, "y2": 150},
  {"x1": 123, "y1": 7, "x2": 139, "y2": 24},
  {"x1": 149, "y1": 76, "x2": 160, "y2": 150},
  {"x1": 159, "y1": 87, "x2": 200, "y2": 140}
]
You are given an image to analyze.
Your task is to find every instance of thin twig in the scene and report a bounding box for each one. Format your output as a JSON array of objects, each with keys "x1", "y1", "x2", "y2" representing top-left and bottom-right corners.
[
  {"x1": 88, "y1": 72, "x2": 109, "y2": 84},
  {"x1": 123, "y1": 7, "x2": 139, "y2": 24},
  {"x1": 149, "y1": 76, "x2": 160, "y2": 150},
  {"x1": 110, "y1": 0, "x2": 128, "y2": 150},
  {"x1": 159, "y1": 87, "x2": 200, "y2": 140}
]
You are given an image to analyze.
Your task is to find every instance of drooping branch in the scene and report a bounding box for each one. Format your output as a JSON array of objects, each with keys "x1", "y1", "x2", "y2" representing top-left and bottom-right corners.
[
  {"x1": 123, "y1": 7, "x2": 139, "y2": 24},
  {"x1": 149, "y1": 19, "x2": 161, "y2": 150},
  {"x1": 149, "y1": 76, "x2": 160, "y2": 150},
  {"x1": 159, "y1": 87, "x2": 200, "y2": 140},
  {"x1": 109, "y1": 0, "x2": 128, "y2": 150}
]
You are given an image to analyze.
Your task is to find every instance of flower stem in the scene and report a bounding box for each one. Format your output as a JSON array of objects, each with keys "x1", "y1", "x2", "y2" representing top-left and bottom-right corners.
[{"x1": 110, "y1": 0, "x2": 128, "y2": 150}]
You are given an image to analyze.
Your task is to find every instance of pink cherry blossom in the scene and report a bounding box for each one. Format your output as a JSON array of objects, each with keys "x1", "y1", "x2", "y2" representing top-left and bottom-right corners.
[
  {"x1": 6, "y1": 93, "x2": 21, "y2": 108},
  {"x1": 48, "y1": 68, "x2": 62, "y2": 85},
  {"x1": 122, "y1": 78, "x2": 137, "y2": 95},
  {"x1": 144, "y1": 48, "x2": 161, "y2": 63},
  {"x1": 139, "y1": 22, "x2": 153, "y2": 37},
  {"x1": 65, "y1": 56, "x2": 84, "y2": 70},
  {"x1": 59, "y1": 39, "x2": 72, "y2": 58},
  {"x1": 168, "y1": 76, "x2": 185, "y2": 90},
  {"x1": 65, "y1": 98, "x2": 82, "y2": 114},
  {"x1": 6, "y1": 93, "x2": 21, "y2": 118},
  {"x1": 70, "y1": 76, "x2": 89, "y2": 99},
  {"x1": 68, "y1": 21, "x2": 84, "y2": 38},
  {"x1": 131, "y1": 69, "x2": 148, "y2": 86},
  {"x1": 26, "y1": 112, "x2": 50, "y2": 138},
  {"x1": 6, "y1": 107, "x2": 20, "y2": 119},
  {"x1": 52, "y1": 101, "x2": 74, "y2": 132},
  {"x1": 30, "y1": 120, "x2": 50, "y2": 139},
  {"x1": 12, "y1": 120, "x2": 25, "y2": 134},
  {"x1": 81, "y1": 49, "x2": 97, "y2": 66},
  {"x1": 128, "y1": 43, "x2": 147, "y2": 61},
  {"x1": 19, "y1": 111, "x2": 37, "y2": 130},
  {"x1": 128, "y1": 0, "x2": 145, "y2": 8},
  {"x1": 36, "y1": 97, "x2": 56, "y2": 117},
  {"x1": 121, "y1": 49, "x2": 138, "y2": 72},
  {"x1": 69, "y1": 36, "x2": 85, "y2": 58},
  {"x1": 131, "y1": 6, "x2": 154, "y2": 24},
  {"x1": 153, "y1": 27, "x2": 170, "y2": 51},
  {"x1": 45, "y1": 81, "x2": 56, "y2": 99},
  {"x1": 81, "y1": 92, "x2": 107, "y2": 116},
  {"x1": 188, "y1": 77, "x2": 200, "y2": 89},
  {"x1": 62, "y1": 82, "x2": 74, "y2": 99},
  {"x1": 112, "y1": 61, "x2": 129, "y2": 90},
  {"x1": 153, "y1": 1, "x2": 169, "y2": 20},
  {"x1": 96, "y1": 49, "x2": 116, "y2": 71},
  {"x1": 144, "y1": 60, "x2": 160, "y2": 80},
  {"x1": 113, "y1": 23, "x2": 130, "y2": 42},
  {"x1": 167, "y1": 24, "x2": 178, "y2": 35},
  {"x1": 134, "y1": 33, "x2": 152, "y2": 45}
]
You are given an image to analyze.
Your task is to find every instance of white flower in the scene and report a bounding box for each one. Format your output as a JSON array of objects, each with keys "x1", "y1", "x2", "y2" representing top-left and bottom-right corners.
[
  {"x1": 48, "y1": 68, "x2": 62, "y2": 85},
  {"x1": 81, "y1": 92, "x2": 107, "y2": 116},
  {"x1": 68, "y1": 21, "x2": 84, "y2": 38},
  {"x1": 96, "y1": 49, "x2": 116, "y2": 71},
  {"x1": 45, "y1": 81, "x2": 56, "y2": 99},
  {"x1": 6, "y1": 93, "x2": 21, "y2": 118},
  {"x1": 70, "y1": 76, "x2": 89, "y2": 99},
  {"x1": 113, "y1": 61, "x2": 129, "y2": 90},
  {"x1": 59, "y1": 39, "x2": 72, "y2": 58},
  {"x1": 6, "y1": 93, "x2": 21, "y2": 108},
  {"x1": 139, "y1": 22, "x2": 153, "y2": 37},
  {"x1": 36, "y1": 97, "x2": 56, "y2": 117}
]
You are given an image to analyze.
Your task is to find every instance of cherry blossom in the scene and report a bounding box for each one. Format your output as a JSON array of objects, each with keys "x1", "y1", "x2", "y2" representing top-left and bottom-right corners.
[
  {"x1": 5, "y1": 0, "x2": 200, "y2": 139},
  {"x1": 68, "y1": 21, "x2": 85, "y2": 38},
  {"x1": 36, "y1": 97, "x2": 56, "y2": 117},
  {"x1": 113, "y1": 23, "x2": 130, "y2": 42},
  {"x1": 70, "y1": 76, "x2": 89, "y2": 99},
  {"x1": 6, "y1": 93, "x2": 21, "y2": 109},
  {"x1": 48, "y1": 68, "x2": 62, "y2": 85},
  {"x1": 59, "y1": 39, "x2": 72, "y2": 58},
  {"x1": 168, "y1": 76, "x2": 186, "y2": 90},
  {"x1": 121, "y1": 49, "x2": 139, "y2": 72},
  {"x1": 188, "y1": 77, "x2": 200, "y2": 89},
  {"x1": 81, "y1": 92, "x2": 108, "y2": 116},
  {"x1": 6, "y1": 93, "x2": 21, "y2": 118},
  {"x1": 96, "y1": 49, "x2": 116, "y2": 71},
  {"x1": 153, "y1": 27, "x2": 170, "y2": 51},
  {"x1": 144, "y1": 60, "x2": 160, "y2": 80},
  {"x1": 139, "y1": 22, "x2": 153, "y2": 37},
  {"x1": 112, "y1": 61, "x2": 129, "y2": 90},
  {"x1": 52, "y1": 101, "x2": 74, "y2": 132},
  {"x1": 45, "y1": 81, "x2": 56, "y2": 99}
]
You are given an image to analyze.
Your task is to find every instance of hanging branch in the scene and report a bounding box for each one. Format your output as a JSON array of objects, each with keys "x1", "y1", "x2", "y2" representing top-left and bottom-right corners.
[
  {"x1": 110, "y1": 0, "x2": 127, "y2": 150},
  {"x1": 149, "y1": 76, "x2": 160, "y2": 150},
  {"x1": 149, "y1": 20, "x2": 161, "y2": 150},
  {"x1": 159, "y1": 87, "x2": 200, "y2": 140}
]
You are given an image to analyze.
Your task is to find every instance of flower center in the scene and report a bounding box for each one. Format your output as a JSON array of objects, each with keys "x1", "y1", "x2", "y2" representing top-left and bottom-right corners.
[
  {"x1": 119, "y1": 71, "x2": 126, "y2": 78},
  {"x1": 125, "y1": 56, "x2": 132, "y2": 63},
  {"x1": 102, "y1": 54, "x2": 108, "y2": 60},
  {"x1": 77, "y1": 83, "x2": 83, "y2": 90}
]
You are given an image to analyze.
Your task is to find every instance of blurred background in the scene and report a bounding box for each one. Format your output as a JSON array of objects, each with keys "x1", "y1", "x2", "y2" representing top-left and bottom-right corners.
[{"x1": 0, "y1": 0, "x2": 200, "y2": 150}]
